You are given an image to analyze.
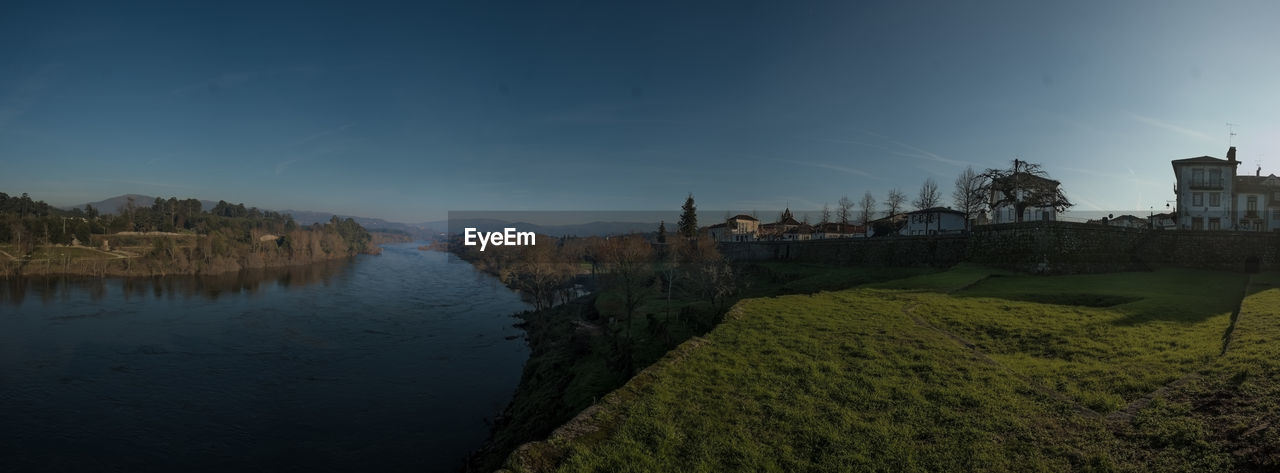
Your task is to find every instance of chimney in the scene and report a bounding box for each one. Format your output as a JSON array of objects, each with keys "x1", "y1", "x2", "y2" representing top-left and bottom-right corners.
[
  {"x1": 1228, "y1": 146, "x2": 1237, "y2": 162},
  {"x1": 1258, "y1": 166, "x2": 1262, "y2": 177}
]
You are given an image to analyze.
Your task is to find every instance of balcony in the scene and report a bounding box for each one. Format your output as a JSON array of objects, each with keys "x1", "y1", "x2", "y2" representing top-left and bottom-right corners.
[{"x1": 1188, "y1": 179, "x2": 1224, "y2": 190}]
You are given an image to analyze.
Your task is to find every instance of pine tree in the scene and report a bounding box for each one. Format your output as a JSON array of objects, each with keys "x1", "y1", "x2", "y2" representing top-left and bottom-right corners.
[
  {"x1": 656, "y1": 220, "x2": 667, "y2": 244},
  {"x1": 677, "y1": 193, "x2": 698, "y2": 238}
]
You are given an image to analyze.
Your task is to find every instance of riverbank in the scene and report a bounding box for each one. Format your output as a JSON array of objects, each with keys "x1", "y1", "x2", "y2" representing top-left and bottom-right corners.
[
  {"x1": 463, "y1": 259, "x2": 938, "y2": 472},
  {"x1": 0, "y1": 230, "x2": 386, "y2": 279}
]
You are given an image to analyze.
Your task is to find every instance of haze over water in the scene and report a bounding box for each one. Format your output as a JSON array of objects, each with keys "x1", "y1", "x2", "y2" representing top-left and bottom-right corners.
[{"x1": 0, "y1": 243, "x2": 531, "y2": 473}]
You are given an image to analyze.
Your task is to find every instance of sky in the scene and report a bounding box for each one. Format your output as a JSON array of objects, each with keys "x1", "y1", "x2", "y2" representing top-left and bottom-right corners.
[{"x1": 2, "y1": 0, "x2": 1279, "y2": 223}]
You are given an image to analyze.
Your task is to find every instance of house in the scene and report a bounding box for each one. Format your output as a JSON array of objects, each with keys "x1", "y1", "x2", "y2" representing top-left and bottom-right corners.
[
  {"x1": 813, "y1": 222, "x2": 866, "y2": 239},
  {"x1": 781, "y1": 223, "x2": 815, "y2": 241},
  {"x1": 1101, "y1": 214, "x2": 1148, "y2": 229},
  {"x1": 707, "y1": 214, "x2": 760, "y2": 242},
  {"x1": 1150, "y1": 212, "x2": 1177, "y2": 230},
  {"x1": 988, "y1": 171, "x2": 1062, "y2": 223},
  {"x1": 866, "y1": 214, "x2": 907, "y2": 237},
  {"x1": 1232, "y1": 170, "x2": 1280, "y2": 231},
  {"x1": 901, "y1": 207, "x2": 967, "y2": 235},
  {"x1": 1171, "y1": 147, "x2": 1239, "y2": 230},
  {"x1": 758, "y1": 208, "x2": 801, "y2": 239}
]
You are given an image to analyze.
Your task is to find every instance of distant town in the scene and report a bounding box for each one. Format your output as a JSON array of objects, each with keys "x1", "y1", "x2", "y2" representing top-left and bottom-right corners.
[{"x1": 703, "y1": 146, "x2": 1274, "y2": 242}]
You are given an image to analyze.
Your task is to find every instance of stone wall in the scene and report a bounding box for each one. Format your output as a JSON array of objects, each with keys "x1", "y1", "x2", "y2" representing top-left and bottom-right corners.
[
  {"x1": 719, "y1": 235, "x2": 967, "y2": 267},
  {"x1": 1138, "y1": 230, "x2": 1280, "y2": 272},
  {"x1": 720, "y1": 221, "x2": 1280, "y2": 274}
]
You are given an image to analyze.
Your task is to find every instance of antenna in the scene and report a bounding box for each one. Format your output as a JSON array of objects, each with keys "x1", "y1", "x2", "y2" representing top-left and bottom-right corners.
[{"x1": 1227, "y1": 122, "x2": 1238, "y2": 145}]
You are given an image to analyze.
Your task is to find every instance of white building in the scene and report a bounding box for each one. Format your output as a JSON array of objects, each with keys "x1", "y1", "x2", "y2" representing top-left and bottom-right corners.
[
  {"x1": 1233, "y1": 171, "x2": 1280, "y2": 231},
  {"x1": 707, "y1": 214, "x2": 760, "y2": 242},
  {"x1": 901, "y1": 207, "x2": 967, "y2": 236},
  {"x1": 988, "y1": 172, "x2": 1062, "y2": 224},
  {"x1": 1172, "y1": 147, "x2": 1239, "y2": 230}
]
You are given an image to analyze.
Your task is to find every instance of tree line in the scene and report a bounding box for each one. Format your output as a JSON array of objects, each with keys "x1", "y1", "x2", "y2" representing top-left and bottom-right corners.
[
  {"x1": 800, "y1": 159, "x2": 1074, "y2": 230},
  {"x1": 0, "y1": 193, "x2": 373, "y2": 266}
]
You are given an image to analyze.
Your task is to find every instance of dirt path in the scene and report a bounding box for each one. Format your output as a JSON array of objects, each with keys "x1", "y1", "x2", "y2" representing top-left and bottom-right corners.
[{"x1": 1106, "y1": 274, "x2": 1254, "y2": 424}]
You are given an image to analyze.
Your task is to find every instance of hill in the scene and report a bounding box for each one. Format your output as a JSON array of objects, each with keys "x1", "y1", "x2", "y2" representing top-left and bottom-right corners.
[
  {"x1": 65, "y1": 195, "x2": 434, "y2": 240},
  {"x1": 424, "y1": 218, "x2": 662, "y2": 237},
  {"x1": 67, "y1": 194, "x2": 218, "y2": 214}
]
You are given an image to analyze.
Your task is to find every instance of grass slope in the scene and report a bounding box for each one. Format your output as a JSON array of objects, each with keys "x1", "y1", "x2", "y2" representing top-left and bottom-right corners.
[{"x1": 507, "y1": 266, "x2": 1268, "y2": 472}]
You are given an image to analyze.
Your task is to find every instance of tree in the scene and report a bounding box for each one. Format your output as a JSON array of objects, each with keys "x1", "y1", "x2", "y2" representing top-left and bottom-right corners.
[
  {"x1": 913, "y1": 178, "x2": 941, "y2": 210},
  {"x1": 656, "y1": 220, "x2": 667, "y2": 244},
  {"x1": 858, "y1": 192, "x2": 876, "y2": 226},
  {"x1": 819, "y1": 202, "x2": 831, "y2": 226},
  {"x1": 884, "y1": 189, "x2": 906, "y2": 218},
  {"x1": 981, "y1": 159, "x2": 1072, "y2": 222},
  {"x1": 679, "y1": 234, "x2": 734, "y2": 313},
  {"x1": 836, "y1": 195, "x2": 853, "y2": 225},
  {"x1": 952, "y1": 166, "x2": 986, "y2": 230},
  {"x1": 677, "y1": 193, "x2": 698, "y2": 238},
  {"x1": 84, "y1": 204, "x2": 98, "y2": 219},
  {"x1": 601, "y1": 235, "x2": 655, "y2": 343}
]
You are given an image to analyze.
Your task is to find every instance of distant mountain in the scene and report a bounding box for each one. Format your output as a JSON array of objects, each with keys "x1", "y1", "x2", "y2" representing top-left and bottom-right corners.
[
  {"x1": 66, "y1": 194, "x2": 218, "y2": 214},
  {"x1": 280, "y1": 210, "x2": 433, "y2": 239},
  {"x1": 428, "y1": 219, "x2": 661, "y2": 237}
]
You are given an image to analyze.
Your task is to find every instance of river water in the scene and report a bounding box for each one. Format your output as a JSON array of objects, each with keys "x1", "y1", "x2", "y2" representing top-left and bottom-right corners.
[{"x1": 0, "y1": 243, "x2": 531, "y2": 472}]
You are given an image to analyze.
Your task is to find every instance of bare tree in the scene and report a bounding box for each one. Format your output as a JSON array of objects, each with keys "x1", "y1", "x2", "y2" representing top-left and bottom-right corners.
[
  {"x1": 858, "y1": 191, "x2": 877, "y2": 226},
  {"x1": 952, "y1": 166, "x2": 986, "y2": 229},
  {"x1": 884, "y1": 189, "x2": 906, "y2": 217},
  {"x1": 980, "y1": 159, "x2": 1072, "y2": 222},
  {"x1": 819, "y1": 202, "x2": 831, "y2": 226},
  {"x1": 836, "y1": 195, "x2": 854, "y2": 225},
  {"x1": 679, "y1": 234, "x2": 735, "y2": 313},
  {"x1": 600, "y1": 235, "x2": 655, "y2": 341},
  {"x1": 912, "y1": 178, "x2": 941, "y2": 210}
]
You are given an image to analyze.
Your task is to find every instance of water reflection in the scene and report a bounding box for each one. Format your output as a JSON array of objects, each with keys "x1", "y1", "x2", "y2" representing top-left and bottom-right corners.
[
  {"x1": 1, "y1": 257, "x2": 355, "y2": 307},
  {"x1": 0, "y1": 244, "x2": 531, "y2": 473}
]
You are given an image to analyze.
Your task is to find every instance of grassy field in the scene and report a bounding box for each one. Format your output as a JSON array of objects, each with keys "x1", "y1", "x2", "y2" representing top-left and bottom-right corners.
[
  {"x1": 471, "y1": 263, "x2": 939, "y2": 472},
  {"x1": 504, "y1": 266, "x2": 1272, "y2": 472}
]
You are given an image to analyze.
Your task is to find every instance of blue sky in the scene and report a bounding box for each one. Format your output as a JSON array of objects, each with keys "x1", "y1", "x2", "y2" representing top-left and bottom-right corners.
[{"x1": 2, "y1": 1, "x2": 1279, "y2": 222}]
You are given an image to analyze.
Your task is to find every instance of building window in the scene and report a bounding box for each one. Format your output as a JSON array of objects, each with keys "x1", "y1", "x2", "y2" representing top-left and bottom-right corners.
[
  {"x1": 1209, "y1": 218, "x2": 1220, "y2": 230},
  {"x1": 1208, "y1": 168, "x2": 1221, "y2": 187},
  {"x1": 1210, "y1": 193, "x2": 1220, "y2": 207},
  {"x1": 1248, "y1": 196, "x2": 1258, "y2": 216},
  {"x1": 1192, "y1": 218, "x2": 1204, "y2": 230},
  {"x1": 1192, "y1": 192, "x2": 1203, "y2": 206},
  {"x1": 1192, "y1": 168, "x2": 1204, "y2": 187},
  {"x1": 1273, "y1": 208, "x2": 1280, "y2": 221}
]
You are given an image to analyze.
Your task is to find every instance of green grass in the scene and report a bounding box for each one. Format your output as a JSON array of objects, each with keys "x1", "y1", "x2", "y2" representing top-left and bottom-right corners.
[
  {"x1": 475, "y1": 262, "x2": 942, "y2": 472},
  {"x1": 1113, "y1": 271, "x2": 1280, "y2": 470},
  {"x1": 508, "y1": 266, "x2": 1261, "y2": 472},
  {"x1": 24, "y1": 246, "x2": 116, "y2": 261}
]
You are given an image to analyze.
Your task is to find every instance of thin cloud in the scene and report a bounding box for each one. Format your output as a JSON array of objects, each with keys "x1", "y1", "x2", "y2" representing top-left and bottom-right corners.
[
  {"x1": 769, "y1": 158, "x2": 878, "y2": 179},
  {"x1": 888, "y1": 140, "x2": 971, "y2": 166},
  {"x1": 170, "y1": 66, "x2": 323, "y2": 97},
  {"x1": 1130, "y1": 113, "x2": 1212, "y2": 141},
  {"x1": 93, "y1": 178, "x2": 193, "y2": 190},
  {"x1": 809, "y1": 129, "x2": 974, "y2": 167},
  {"x1": 0, "y1": 63, "x2": 62, "y2": 130},
  {"x1": 292, "y1": 122, "x2": 355, "y2": 147},
  {"x1": 275, "y1": 125, "x2": 360, "y2": 176}
]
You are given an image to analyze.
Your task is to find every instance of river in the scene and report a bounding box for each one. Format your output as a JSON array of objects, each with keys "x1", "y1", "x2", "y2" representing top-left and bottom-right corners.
[{"x1": 0, "y1": 243, "x2": 531, "y2": 472}]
